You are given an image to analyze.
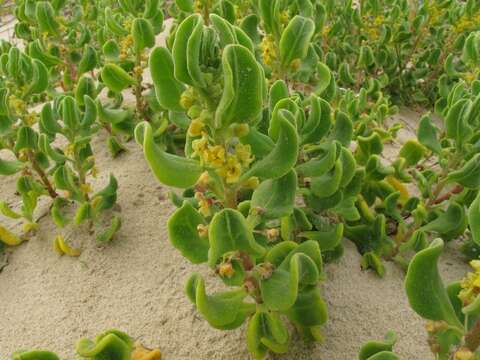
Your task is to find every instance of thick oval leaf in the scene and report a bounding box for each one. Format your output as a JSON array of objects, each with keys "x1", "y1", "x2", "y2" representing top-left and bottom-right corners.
[
  {"x1": 168, "y1": 201, "x2": 208, "y2": 263},
  {"x1": 215, "y1": 44, "x2": 264, "y2": 128},
  {"x1": 135, "y1": 122, "x2": 202, "y2": 188},
  {"x1": 405, "y1": 238, "x2": 463, "y2": 328},
  {"x1": 279, "y1": 16, "x2": 315, "y2": 68},
  {"x1": 150, "y1": 47, "x2": 185, "y2": 112},
  {"x1": 250, "y1": 170, "x2": 297, "y2": 219},
  {"x1": 101, "y1": 64, "x2": 137, "y2": 93},
  {"x1": 186, "y1": 273, "x2": 255, "y2": 329},
  {"x1": 240, "y1": 111, "x2": 298, "y2": 181},
  {"x1": 208, "y1": 208, "x2": 265, "y2": 268}
]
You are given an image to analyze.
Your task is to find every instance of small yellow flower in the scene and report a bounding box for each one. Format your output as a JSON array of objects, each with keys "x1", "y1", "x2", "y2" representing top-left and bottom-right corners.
[
  {"x1": 260, "y1": 35, "x2": 278, "y2": 66},
  {"x1": 180, "y1": 91, "x2": 195, "y2": 110},
  {"x1": 80, "y1": 183, "x2": 93, "y2": 195},
  {"x1": 188, "y1": 119, "x2": 205, "y2": 137},
  {"x1": 217, "y1": 155, "x2": 241, "y2": 184},
  {"x1": 454, "y1": 348, "x2": 474, "y2": 360},
  {"x1": 459, "y1": 260, "x2": 480, "y2": 305},
  {"x1": 197, "y1": 223, "x2": 208, "y2": 237},
  {"x1": 266, "y1": 228, "x2": 280, "y2": 242},
  {"x1": 64, "y1": 144, "x2": 75, "y2": 157},
  {"x1": 235, "y1": 143, "x2": 254, "y2": 167},
  {"x1": 195, "y1": 192, "x2": 211, "y2": 217},
  {"x1": 244, "y1": 176, "x2": 259, "y2": 190},
  {"x1": 196, "y1": 171, "x2": 209, "y2": 187},
  {"x1": 206, "y1": 145, "x2": 226, "y2": 168},
  {"x1": 279, "y1": 10, "x2": 289, "y2": 25},
  {"x1": 218, "y1": 262, "x2": 235, "y2": 278},
  {"x1": 192, "y1": 134, "x2": 209, "y2": 158},
  {"x1": 131, "y1": 341, "x2": 161, "y2": 360}
]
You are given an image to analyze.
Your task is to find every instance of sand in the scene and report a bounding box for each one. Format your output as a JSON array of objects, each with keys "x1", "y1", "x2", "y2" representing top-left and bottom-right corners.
[{"x1": 0, "y1": 19, "x2": 471, "y2": 360}]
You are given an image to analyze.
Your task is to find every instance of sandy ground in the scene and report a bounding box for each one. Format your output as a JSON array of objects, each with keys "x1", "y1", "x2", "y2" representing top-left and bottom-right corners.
[{"x1": 0, "y1": 17, "x2": 472, "y2": 360}]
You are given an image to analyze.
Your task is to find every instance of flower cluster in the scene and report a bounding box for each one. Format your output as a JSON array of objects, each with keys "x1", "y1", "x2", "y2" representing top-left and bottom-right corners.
[{"x1": 459, "y1": 260, "x2": 480, "y2": 305}]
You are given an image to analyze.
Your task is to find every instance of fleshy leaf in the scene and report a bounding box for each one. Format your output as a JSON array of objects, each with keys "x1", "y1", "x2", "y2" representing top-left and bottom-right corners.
[
  {"x1": 135, "y1": 122, "x2": 202, "y2": 188},
  {"x1": 405, "y1": 238, "x2": 463, "y2": 328},
  {"x1": 208, "y1": 208, "x2": 265, "y2": 268},
  {"x1": 168, "y1": 201, "x2": 208, "y2": 263}
]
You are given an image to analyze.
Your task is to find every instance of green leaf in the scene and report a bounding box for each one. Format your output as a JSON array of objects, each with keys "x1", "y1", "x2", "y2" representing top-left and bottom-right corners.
[
  {"x1": 240, "y1": 111, "x2": 298, "y2": 181},
  {"x1": 168, "y1": 201, "x2": 208, "y2": 263},
  {"x1": 12, "y1": 350, "x2": 60, "y2": 360},
  {"x1": 15, "y1": 126, "x2": 38, "y2": 152},
  {"x1": 417, "y1": 114, "x2": 441, "y2": 153},
  {"x1": 132, "y1": 18, "x2": 155, "y2": 53},
  {"x1": 261, "y1": 253, "x2": 319, "y2": 311},
  {"x1": 284, "y1": 285, "x2": 328, "y2": 338},
  {"x1": 296, "y1": 142, "x2": 337, "y2": 177},
  {"x1": 97, "y1": 216, "x2": 122, "y2": 243},
  {"x1": 35, "y1": 1, "x2": 59, "y2": 36},
  {"x1": 215, "y1": 44, "x2": 264, "y2": 128},
  {"x1": 150, "y1": 47, "x2": 185, "y2": 112},
  {"x1": 301, "y1": 96, "x2": 332, "y2": 144},
  {"x1": 468, "y1": 192, "x2": 480, "y2": 245},
  {"x1": 185, "y1": 273, "x2": 255, "y2": 329},
  {"x1": 405, "y1": 238, "x2": 463, "y2": 328},
  {"x1": 279, "y1": 16, "x2": 315, "y2": 68},
  {"x1": 447, "y1": 154, "x2": 480, "y2": 189},
  {"x1": 247, "y1": 311, "x2": 289, "y2": 359},
  {"x1": 26, "y1": 59, "x2": 48, "y2": 95},
  {"x1": 101, "y1": 64, "x2": 136, "y2": 93},
  {"x1": 311, "y1": 159, "x2": 343, "y2": 198},
  {"x1": 399, "y1": 140, "x2": 425, "y2": 167},
  {"x1": 358, "y1": 331, "x2": 396, "y2": 360},
  {"x1": 78, "y1": 45, "x2": 98, "y2": 76},
  {"x1": 76, "y1": 330, "x2": 133, "y2": 360},
  {"x1": 172, "y1": 14, "x2": 205, "y2": 87},
  {"x1": 269, "y1": 79, "x2": 289, "y2": 112},
  {"x1": 299, "y1": 223, "x2": 343, "y2": 252},
  {"x1": 333, "y1": 111, "x2": 353, "y2": 147},
  {"x1": 135, "y1": 122, "x2": 202, "y2": 188},
  {"x1": 250, "y1": 170, "x2": 297, "y2": 219},
  {"x1": 208, "y1": 208, "x2": 265, "y2": 268},
  {"x1": 421, "y1": 202, "x2": 467, "y2": 240},
  {"x1": 0, "y1": 155, "x2": 23, "y2": 175}
]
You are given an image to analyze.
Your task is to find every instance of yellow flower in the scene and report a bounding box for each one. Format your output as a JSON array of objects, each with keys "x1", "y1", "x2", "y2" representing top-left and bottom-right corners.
[
  {"x1": 279, "y1": 10, "x2": 289, "y2": 25},
  {"x1": 206, "y1": 145, "x2": 226, "y2": 168},
  {"x1": 260, "y1": 35, "x2": 278, "y2": 66},
  {"x1": 217, "y1": 155, "x2": 241, "y2": 184},
  {"x1": 266, "y1": 228, "x2": 280, "y2": 242},
  {"x1": 64, "y1": 144, "x2": 75, "y2": 157},
  {"x1": 188, "y1": 119, "x2": 205, "y2": 137},
  {"x1": 197, "y1": 223, "x2": 208, "y2": 237},
  {"x1": 131, "y1": 341, "x2": 161, "y2": 360},
  {"x1": 195, "y1": 192, "x2": 211, "y2": 217},
  {"x1": 454, "y1": 348, "x2": 474, "y2": 360},
  {"x1": 235, "y1": 143, "x2": 254, "y2": 167},
  {"x1": 244, "y1": 176, "x2": 259, "y2": 189},
  {"x1": 80, "y1": 183, "x2": 93, "y2": 195},
  {"x1": 458, "y1": 260, "x2": 480, "y2": 305},
  {"x1": 192, "y1": 134, "x2": 209, "y2": 158},
  {"x1": 196, "y1": 171, "x2": 209, "y2": 187},
  {"x1": 180, "y1": 91, "x2": 195, "y2": 110},
  {"x1": 218, "y1": 262, "x2": 235, "y2": 278}
]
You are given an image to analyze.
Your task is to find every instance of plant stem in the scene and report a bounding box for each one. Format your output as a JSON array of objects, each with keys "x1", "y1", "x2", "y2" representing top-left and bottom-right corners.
[
  {"x1": 28, "y1": 151, "x2": 58, "y2": 198},
  {"x1": 134, "y1": 52, "x2": 148, "y2": 121},
  {"x1": 224, "y1": 185, "x2": 237, "y2": 209}
]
